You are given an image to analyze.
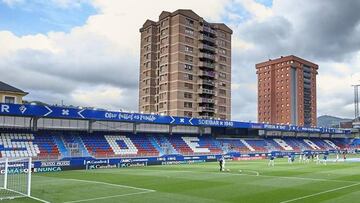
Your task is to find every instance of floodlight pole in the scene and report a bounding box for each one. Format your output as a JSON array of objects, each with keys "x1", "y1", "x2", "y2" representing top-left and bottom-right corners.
[{"x1": 353, "y1": 84, "x2": 360, "y2": 120}]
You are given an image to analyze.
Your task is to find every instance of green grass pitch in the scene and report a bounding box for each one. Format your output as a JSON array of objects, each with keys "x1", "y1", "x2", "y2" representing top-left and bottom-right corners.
[{"x1": 4, "y1": 156, "x2": 360, "y2": 203}]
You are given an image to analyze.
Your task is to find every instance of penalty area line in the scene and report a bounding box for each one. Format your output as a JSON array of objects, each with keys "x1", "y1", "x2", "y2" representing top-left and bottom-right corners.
[
  {"x1": 279, "y1": 182, "x2": 360, "y2": 203},
  {"x1": 28, "y1": 195, "x2": 51, "y2": 203},
  {"x1": 63, "y1": 190, "x2": 155, "y2": 203},
  {"x1": 59, "y1": 178, "x2": 156, "y2": 192}
]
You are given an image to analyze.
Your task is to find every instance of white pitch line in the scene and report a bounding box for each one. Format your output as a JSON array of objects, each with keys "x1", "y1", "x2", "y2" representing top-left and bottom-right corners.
[
  {"x1": 61, "y1": 178, "x2": 156, "y2": 192},
  {"x1": 28, "y1": 195, "x2": 51, "y2": 203},
  {"x1": 0, "y1": 187, "x2": 50, "y2": 203},
  {"x1": 114, "y1": 168, "x2": 357, "y2": 184},
  {"x1": 248, "y1": 173, "x2": 357, "y2": 184},
  {"x1": 279, "y1": 182, "x2": 360, "y2": 203},
  {"x1": 63, "y1": 190, "x2": 154, "y2": 203}
]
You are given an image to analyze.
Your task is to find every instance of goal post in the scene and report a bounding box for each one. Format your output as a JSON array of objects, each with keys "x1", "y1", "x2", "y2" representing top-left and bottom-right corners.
[{"x1": 0, "y1": 157, "x2": 32, "y2": 200}]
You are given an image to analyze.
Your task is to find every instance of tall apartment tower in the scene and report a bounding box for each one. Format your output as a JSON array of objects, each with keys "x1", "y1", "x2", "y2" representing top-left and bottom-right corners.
[
  {"x1": 256, "y1": 55, "x2": 318, "y2": 126},
  {"x1": 139, "y1": 9, "x2": 232, "y2": 120}
]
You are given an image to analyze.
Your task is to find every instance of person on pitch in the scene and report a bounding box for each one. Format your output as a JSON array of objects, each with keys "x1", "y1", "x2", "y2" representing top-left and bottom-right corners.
[
  {"x1": 268, "y1": 154, "x2": 275, "y2": 167},
  {"x1": 219, "y1": 155, "x2": 225, "y2": 171}
]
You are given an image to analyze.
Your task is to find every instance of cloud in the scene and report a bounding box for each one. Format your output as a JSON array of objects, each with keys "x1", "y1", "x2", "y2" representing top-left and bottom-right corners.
[
  {"x1": 0, "y1": 0, "x2": 230, "y2": 113},
  {"x1": 1, "y1": 0, "x2": 24, "y2": 7},
  {"x1": 228, "y1": 0, "x2": 360, "y2": 120},
  {"x1": 235, "y1": 0, "x2": 273, "y2": 21}
]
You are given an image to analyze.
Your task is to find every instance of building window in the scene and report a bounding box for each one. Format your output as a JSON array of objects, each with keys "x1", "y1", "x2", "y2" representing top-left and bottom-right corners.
[
  {"x1": 185, "y1": 46, "x2": 193, "y2": 53},
  {"x1": 219, "y1": 89, "x2": 226, "y2": 95},
  {"x1": 184, "y1": 102, "x2": 192, "y2": 108},
  {"x1": 219, "y1": 72, "x2": 226, "y2": 79},
  {"x1": 219, "y1": 64, "x2": 226, "y2": 70},
  {"x1": 220, "y1": 56, "x2": 226, "y2": 62},
  {"x1": 185, "y1": 37, "x2": 194, "y2": 44},
  {"x1": 219, "y1": 48, "x2": 226, "y2": 55},
  {"x1": 184, "y1": 83, "x2": 193, "y2": 89},
  {"x1": 219, "y1": 98, "x2": 226, "y2": 104},
  {"x1": 160, "y1": 28, "x2": 167, "y2": 36},
  {"x1": 4, "y1": 96, "x2": 15, "y2": 104},
  {"x1": 161, "y1": 19, "x2": 168, "y2": 27},
  {"x1": 160, "y1": 37, "x2": 168, "y2": 45},
  {"x1": 185, "y1": 55, "x2": 193, "y2": 62},
  {"x1": 185, "y1": 28, "x2": 194, "y2": 35},
  {"x1": 185, "y1": 18, "x2": 194, "y2": 26},
  {"x1": 218, "y1": 31, "x2": 226, "y2": 38},
  {"x1": 184, "y1": 111, "x2": 193, "y2": 117},
  {"x1": 219, "y1": 106, "x2": 226, "y2": 112},
  {"x1": 184, "y1": 64, "x2": 193, "y2": 71},
  {"x1": 184, "y1": 92, "x2": 193, "y2": 99},
  {"x1": 184, "y1": 73, "x2": 193, "y2": 80},
  {"x1": 218, "y1": 40, "x2": 226, "y2": 47}
]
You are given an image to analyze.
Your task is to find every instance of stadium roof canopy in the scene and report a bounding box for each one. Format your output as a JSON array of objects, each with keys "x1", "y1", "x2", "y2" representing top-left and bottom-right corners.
[{"x1": 0, "y1": 103, "x2": 350, "y2": 135}]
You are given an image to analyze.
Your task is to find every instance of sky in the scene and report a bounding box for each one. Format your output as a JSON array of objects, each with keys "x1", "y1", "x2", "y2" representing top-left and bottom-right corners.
[{"x1": 0, "y1": 0, "x2": 360, "y2": 122}]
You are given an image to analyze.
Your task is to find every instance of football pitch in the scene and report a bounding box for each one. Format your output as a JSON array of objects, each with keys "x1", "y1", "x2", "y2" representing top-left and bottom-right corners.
[{"x1": 6, "y1": 156, "x2": 360, "y2": 203}]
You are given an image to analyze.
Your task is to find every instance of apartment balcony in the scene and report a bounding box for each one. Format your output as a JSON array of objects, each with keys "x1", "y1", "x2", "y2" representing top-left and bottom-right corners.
[
  {"x1": 198, "y1": 98, "x2": 215, "y2": 104},
  {"x1": 199, "y1": 61, "x2": 215, "y2": 69},
  {"x1": 198, "y1": 43, "x2": 216, "y2": 53},
  {"x1": 303, "y1": 71, "x2": 311, "y2": 78},
  {"x1": 198, "y1": 106, "x2": 215, "y2": 112},
  {"x1": 199, "y1": 70, "x2": 216, "y2": 78},
  {"x1": 199, "y1": 34, "x2": 216, "y2": 44},
  {"x1": 199, "y1": 53, "x2": 215, "y2": 61},
  {"x1": 201, "y1": 26, "x2": 216, "y2": 35},
  {"x1": 199, "y1": 88, "x2": 215, "y2": 95},
  {"x1": 198, "y1": 79, "x2": 215, "y2": 86},
  {"x1": 303, "y1": 78, "x2": 311, "y2": 83}
]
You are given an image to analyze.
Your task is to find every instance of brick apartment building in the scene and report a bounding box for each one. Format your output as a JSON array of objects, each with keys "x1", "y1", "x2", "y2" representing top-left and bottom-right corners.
[
  {"x1": 256, "y1": 55, "x2": 318, "y2": 126},
  {"x1": 139, "y1": 9, "x2": 232, "y2": 120}
]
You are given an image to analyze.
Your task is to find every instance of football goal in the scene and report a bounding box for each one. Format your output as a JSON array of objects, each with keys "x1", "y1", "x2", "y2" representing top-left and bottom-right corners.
[{"x1": 0, "y1": 157, "x2": 32, "y2": 200}]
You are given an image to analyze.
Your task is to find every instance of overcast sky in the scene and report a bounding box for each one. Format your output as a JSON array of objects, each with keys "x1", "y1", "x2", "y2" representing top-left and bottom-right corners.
[{"x1": 0, "y1": 0, "x2": 359, "y2": 121}]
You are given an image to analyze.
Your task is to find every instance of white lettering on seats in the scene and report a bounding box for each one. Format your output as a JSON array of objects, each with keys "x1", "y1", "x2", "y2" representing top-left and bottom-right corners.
[
  {"x1": 182, "y1": 137, "x2": 210, "y2": 153},
  {"x1": 105, "y1": 135, "x2": 138, "y2": 155},
  {"x1": 273, "y1": 138, "x2": 293, "y2": 151},
  {"x1": 240, "y1": 139, "x2": 255, "y2": 151},
  {"x1": 303, "y1": 139, "x2": 321, "y2": 150},
  {"x1": 324, "y1": 140, "x2": 339, "y2": 149}
]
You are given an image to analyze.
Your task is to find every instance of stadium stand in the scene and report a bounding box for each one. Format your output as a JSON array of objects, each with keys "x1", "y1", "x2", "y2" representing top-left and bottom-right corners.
[
  {"x1": 351, "y1": 139, "x2": 360, "y2": 149},
  {"x1": 0, "y1": 131, "x2": 355, "y2": 160},
  {"x1": 0, "y1": 132, "x2": 60, "y2": 159}
]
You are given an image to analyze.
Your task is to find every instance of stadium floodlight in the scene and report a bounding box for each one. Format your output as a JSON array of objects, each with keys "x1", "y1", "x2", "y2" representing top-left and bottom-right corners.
[{"x1": 0, "y1": 157, "x2": 32, "y2": 201}]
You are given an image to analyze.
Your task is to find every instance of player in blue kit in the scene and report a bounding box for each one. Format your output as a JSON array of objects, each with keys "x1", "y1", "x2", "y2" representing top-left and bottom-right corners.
[
  {"x1": 268, "y1": 154, "x2": 275, "y2": 167},
  {"x1": 323, "y1": 153, "x2": 328, "y2": 165}
]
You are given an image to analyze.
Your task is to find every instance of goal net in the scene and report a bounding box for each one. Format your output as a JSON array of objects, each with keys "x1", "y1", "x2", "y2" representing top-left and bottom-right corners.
[{"x1": 0, "y1": 157, "x2": 32, "y2": 200}]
